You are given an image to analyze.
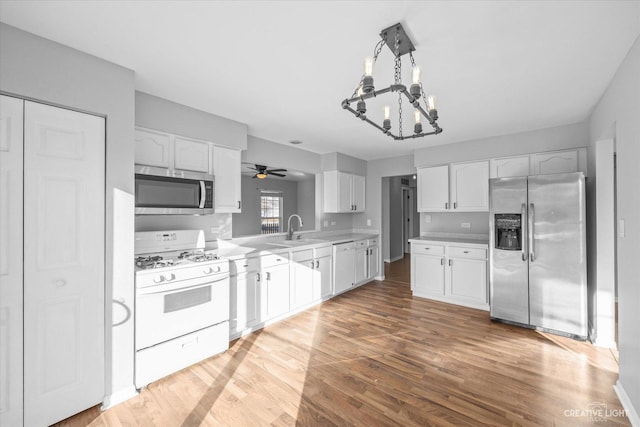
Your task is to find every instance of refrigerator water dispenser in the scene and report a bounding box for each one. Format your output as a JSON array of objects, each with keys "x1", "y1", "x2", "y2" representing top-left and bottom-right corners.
[{"x1": 495, "y1": 214, "x2": 522, "y2": 250}]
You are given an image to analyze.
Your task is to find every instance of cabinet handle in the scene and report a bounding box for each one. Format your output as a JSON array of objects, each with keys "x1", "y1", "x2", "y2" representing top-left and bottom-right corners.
[
  {"x1": 266, "y1": 272, "x2": 271, "y2": 280},
  {"x1": 238, "y1": 201, "x2": 241, "y2": 209},
  {"x1": 445, "y1": 202, "x2": 449, "y2": 210},
  {"x1": 316, "y1": 260, "x2": 319, "y2": 268},
  {"x1": 463, "y1": 251, "x2": 469, "y2": 254},
  {"x1": 354, "y1": 204, "x2": 357, "y2": 211},
  {"x1": 256, "y1": 272, "x2": 261, "y2": 282},
  {"x1": 310, "y1": 261, "x2": 315, "y2": 269},
  {"x1": 441, "y1": 258, "x2": 444, "y2": 265},
  {"x1": 425, "y1": 247, "x2": 430, "y2": 250},
  {"x1": 454, "y1": 202, "x2": 457, "y2": 209},
  {"x1": 448, "y1": 259, "x2": 452, "y2": 266}
]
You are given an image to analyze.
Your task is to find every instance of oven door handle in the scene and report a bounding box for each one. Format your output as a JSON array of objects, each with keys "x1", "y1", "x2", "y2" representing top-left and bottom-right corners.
[
  {"x1": 137, "y1": 277, "x2": 227, "y2": 296},
  {"x1": 199, "y1": 180, "x2": 206, "y2": 209}
]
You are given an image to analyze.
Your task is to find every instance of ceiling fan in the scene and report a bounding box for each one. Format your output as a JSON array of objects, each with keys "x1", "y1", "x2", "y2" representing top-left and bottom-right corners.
[{"x1": 247, "y1": 164, "x2": 287, "y2": 179}]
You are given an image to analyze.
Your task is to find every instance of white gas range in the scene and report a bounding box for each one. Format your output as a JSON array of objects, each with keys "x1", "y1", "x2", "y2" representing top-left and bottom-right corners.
[{"x1": 134, "y1": 230, "x2": 230, "y2": 388}]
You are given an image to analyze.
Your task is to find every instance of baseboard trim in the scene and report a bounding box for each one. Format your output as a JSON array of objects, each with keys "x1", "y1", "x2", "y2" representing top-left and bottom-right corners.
[
  {"x1": 375, "y1": 275, "x2": 385, "y2": 281},
  {"x1": 614, "y1": 380, "x2": 640, "y2": 426},
  {"x1": 388, "y1": 255, "x2": 404, "y2": 263},
  {"x1": 101, "y1": 385, "x2": 138, "y2": 410},
  {"x1": 593, "y1": 338, "x2": 618, "y2": 349}
]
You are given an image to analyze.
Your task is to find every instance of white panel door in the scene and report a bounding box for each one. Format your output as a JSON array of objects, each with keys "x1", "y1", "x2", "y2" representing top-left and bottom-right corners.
[
  {"x1": 490, "y1": 156, "x2": 530, "y2": 178},
  {"x1": 530, "y1": 150, "x2": 578, "y2": 175},
  {"x1": 417, "y1": 165, "x2": 449, "y2": 212},
  {"x1": 355, "y1": 247, "x2": 368, "y2": 284},
  {"x1": 262, "y1": 265, "x2": 290, "y2": 320},
  {"x1": 0, "y1": 95, "x2": 24, "y2": 427},
  {"x1": 23, "y1": 101, "x2": 105, "y2": 427},
  {"x1": 352, "y1": 174, "x2": 366, "y2": 212},
  {"x1": 291, "y1": 259, "x2": 314, "y2": 308},
  {"x1": 213, "y1": 146, "x2": 242, "y2": 212},
  {"x1": 449, "y1": 161, "x2": 489, "y2": 211},
  {"x1": 174, "y1": 136, "x2": 210, "y2": 173},
  {"x1": 134, "y1": 128, "x2": 170, "y2": 167},
  {"x1": 368, "y1": 246, "x2": 379, "y2": 279}
]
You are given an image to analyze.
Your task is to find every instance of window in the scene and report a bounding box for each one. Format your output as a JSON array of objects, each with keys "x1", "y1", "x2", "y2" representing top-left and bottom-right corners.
[{"x1": 260, "y1": 191, "x2": 283, "y2": 234}]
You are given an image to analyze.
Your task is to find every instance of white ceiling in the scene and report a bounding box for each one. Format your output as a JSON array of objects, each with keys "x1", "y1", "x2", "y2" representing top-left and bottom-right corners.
[{"x1": 1, "y1": 1, "x2": 639, "y2": 160}]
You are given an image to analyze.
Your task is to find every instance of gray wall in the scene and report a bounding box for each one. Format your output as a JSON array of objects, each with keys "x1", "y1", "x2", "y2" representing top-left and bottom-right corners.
[
  {"x1": 388, "y1": 177, "x2": 404, "y2": 261},
  {"x1": 232, "y1": 175, "x2": 312, "y2": 237},
  {"x1": 0, "y1": 23, "x2": 136, "y2": 403},
  {"x1": 588, "y1": 34, "x2": 640, "y2": 418},
  {"x1": 421, "y1": 212, "x2": 490, "y2": 235},
  {"x1": 321, "y1": 152, "x2": 368, "y2": 176},
  {"x1": 297, "y1": 177, "x2": 316, "y2": 232},
  {"x1": 136, "y1": 91, "x2": 247, "y2": 150},
  {"x1": 245, "y1": 135, "x2": 321, "y2": 174}
]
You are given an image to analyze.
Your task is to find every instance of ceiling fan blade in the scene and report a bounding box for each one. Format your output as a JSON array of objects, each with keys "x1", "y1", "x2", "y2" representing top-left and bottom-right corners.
[
  {"x1": 247, "y1": 166, "x2": 259, "y2": 171},
  {"x1": 270, "y1": 172, "x2": 286, "y2": 177},
  {"x1": 267, "y1": 168, "x2": 287, "y2": 172},
  {"x1": 252, "y1": 174, "x2": 258, "y2": 179}
]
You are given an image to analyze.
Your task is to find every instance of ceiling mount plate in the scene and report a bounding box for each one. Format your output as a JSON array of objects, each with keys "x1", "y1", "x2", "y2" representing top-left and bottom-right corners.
[{"x1": 380, "y1": 23, "x2": 415, "y2": 57}]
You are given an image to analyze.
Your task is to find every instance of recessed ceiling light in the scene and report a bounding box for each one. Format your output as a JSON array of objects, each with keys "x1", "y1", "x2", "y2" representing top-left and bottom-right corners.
[{"x1": 289, "y1": 140, "x2": 303, "y2": 145}]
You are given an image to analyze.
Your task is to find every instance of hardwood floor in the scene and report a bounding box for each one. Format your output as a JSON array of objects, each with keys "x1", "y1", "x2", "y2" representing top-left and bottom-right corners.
[{"x1": 57, "y1": 259, "x2": 627, "y2": 426}]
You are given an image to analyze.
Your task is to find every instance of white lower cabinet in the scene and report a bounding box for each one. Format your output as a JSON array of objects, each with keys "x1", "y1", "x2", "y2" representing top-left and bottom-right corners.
[
  {"x1": 259, "y1": 258, "x2": 290, "y2": 321},
  {"x1": 290, "y1": 246, "x2": 333, "y2": 309},
  {"x1": 410, "y1": 240, "x2": 488, "y2": 310},
  {"x1": 230, "y1": 267, "x2": 259, "y2": 336}
]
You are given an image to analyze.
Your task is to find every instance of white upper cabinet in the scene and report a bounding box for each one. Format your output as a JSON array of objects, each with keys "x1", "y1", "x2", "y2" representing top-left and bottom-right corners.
[
  {"x1": 530, "y1": 150, "x2": 578, "y2": 175},
  {"x1": 134, "y1": 128, "x2": 170, "y2": 168},
  {"x1": 352, "y1": 174, "x2": 366, "y2": 213},
  {"x1": 174, "y1": 136, "x2": 211, "y2": 173},
  {"x1": 490, "y1": 155, "x2": 530, "y2": 178},
  {"x1": 449, "y1": 161, "x2": 489, "y2": 211},
  {"x1": 323, "y1": 171, "x2": 366, "y2": 213},
  {"x1": 417, "y1": 165, "x2": 449, "y2": 212},
  {"x1": 212, "y1": 146, "x2": 242, "y2": 213}
]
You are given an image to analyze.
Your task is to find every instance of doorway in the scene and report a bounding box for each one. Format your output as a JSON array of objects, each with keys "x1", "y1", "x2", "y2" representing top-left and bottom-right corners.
[{"x1": 402, "y1": 187, "x2": 415, "y2": 254}]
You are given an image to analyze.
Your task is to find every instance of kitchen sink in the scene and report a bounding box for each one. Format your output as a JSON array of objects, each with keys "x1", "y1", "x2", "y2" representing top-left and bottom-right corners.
[{"x1": 268, "y1": 238, "x2": 325, "y2": 247}]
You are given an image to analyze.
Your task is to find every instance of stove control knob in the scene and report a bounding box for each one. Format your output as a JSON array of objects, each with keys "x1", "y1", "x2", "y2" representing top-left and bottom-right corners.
[
  {"x1": 204, "y1": 267, "x2": 214, "y2": 275},
  {"x1": 165, "y1": 273, "x2": 176, "y2": 282},
  {"x1": 153, "y1": 276, "x2": 165, "y2": 284}
]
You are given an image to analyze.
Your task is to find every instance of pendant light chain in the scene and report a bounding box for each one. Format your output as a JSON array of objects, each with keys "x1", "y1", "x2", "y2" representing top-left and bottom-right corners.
[{"x1": 394, "y1": 30, "x2": 403, "y2": 138}]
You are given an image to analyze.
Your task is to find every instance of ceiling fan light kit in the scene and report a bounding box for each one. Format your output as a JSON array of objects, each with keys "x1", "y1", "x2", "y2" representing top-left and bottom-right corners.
[
  {"x1": 248, "y1": 164, "x2": 287, "y2": 179},
  {"x1": 342, "y1": 23, "x2": 443, "y2": 141}
]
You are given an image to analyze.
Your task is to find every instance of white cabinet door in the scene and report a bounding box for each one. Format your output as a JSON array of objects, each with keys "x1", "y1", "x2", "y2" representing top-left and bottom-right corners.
[
  {"x1": 449, "y1": 161, "x2": 489, "y2": 211},
  {"x1": 337, "y1": 172, "x2": 352, "y2": 212},
  {"x1": 230, "y1": 271, "x2": 259, "y2": 334},
  {"x1": 134, "y1": 128, "x2": 171, "y2": 168},
  {"x1": 490, "y1": 156, "x2": 530, "y2": 178},
  {"x1": 317, "y1": 256, "x2": 332, "y2": 298},
  {"x1": 23, "y1": 101, "x2": 105, "y2": 427},
  {"x1": 417, "y1": 165, "x2": 449, "y2": 212},
  {"x1": 368, "y1": 246, "x2": 379, "y2": 279},
  {"x1": 411, "y1": 253, "x2": 445, "y2": 297},
  {"x1": 291, "y1": 259, "x2": 314, "y2": 309},
  {"x1": 213, "y1": 146, "x2": 242, "y2": 213},
  {"x1": 355, "y1": 247, "x2": 368, "y2": 284},
  {"x1": 352, "y1": 174, "x2": 366, "y2": 212},
  {"x1": 530, "y1": 150, "x2": 578, "y2": 175},
  {"x1": 0, "y1": 95, "x2": 24, "y2": 427},
  {"x1": 262, "y1": 264, "x2": 290, "y2": 320},
  {"x1": 174, "y1": 136, "x2": 210, "y2": 173},
  {"x1": 448, "y1": 258, "x2": 487, "y2": 308}
]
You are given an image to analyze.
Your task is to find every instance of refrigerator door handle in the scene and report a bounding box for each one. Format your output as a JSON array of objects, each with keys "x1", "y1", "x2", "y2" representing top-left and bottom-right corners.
[
  {"x1": 521, "y1": 203, "x2": 528, "y2": 262},
  {"x1": 529, "y1": 203, "x2": 535, "y2": 262}
]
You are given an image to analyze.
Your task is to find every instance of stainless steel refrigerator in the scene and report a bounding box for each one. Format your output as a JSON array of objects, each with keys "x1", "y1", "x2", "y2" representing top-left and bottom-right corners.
[{"x1": 489, "y1": 172, "x2": 587, "y2": 339}]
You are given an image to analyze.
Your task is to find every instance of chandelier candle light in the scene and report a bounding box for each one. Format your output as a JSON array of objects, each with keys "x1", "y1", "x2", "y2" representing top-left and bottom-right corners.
[{"x1": 342, "y1": 23, "x2": 443, "y2": 140}]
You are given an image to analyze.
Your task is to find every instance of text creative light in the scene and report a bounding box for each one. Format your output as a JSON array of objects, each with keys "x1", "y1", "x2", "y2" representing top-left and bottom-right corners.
[{"x1": 341, "y1": 23, "x2": 443, "y2": 140}]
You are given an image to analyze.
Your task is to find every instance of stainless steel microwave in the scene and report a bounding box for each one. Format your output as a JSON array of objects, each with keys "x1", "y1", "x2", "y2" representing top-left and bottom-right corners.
[{"x1": 135, "y1": 165, "x2": 214, "y2": 215}]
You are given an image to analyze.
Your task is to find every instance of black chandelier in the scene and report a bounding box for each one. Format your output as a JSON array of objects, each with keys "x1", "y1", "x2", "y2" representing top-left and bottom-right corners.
[{"x1": 341, "y1": 23, "x2": 443, "y2": 140}]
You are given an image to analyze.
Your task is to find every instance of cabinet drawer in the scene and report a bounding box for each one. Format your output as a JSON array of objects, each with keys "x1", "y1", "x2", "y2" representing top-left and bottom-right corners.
[
  {"x1": 367, "y1": 238, "x2": 378, "y2": 247},
  {"x1": 355, "y1": 240, "x2": 367, "y2": 248},
  {"x1": 261, "y1": 253, "x2": 289, "y2": 268},
  {"x1": 447, "y1": 246, "x2": 486, "y2": 260},
  {"x1": 231, "y1": 257, "x2": 261, "y2": 274},
  {"x1": 314, "y1": 246, "x2": 332, "y2": 259},
  {"x1": 291, "y1": 249, "x2": 313, "y2": 263},
  {"x1": 412, "y1": 243, "x2": 445, "y2": 255}
]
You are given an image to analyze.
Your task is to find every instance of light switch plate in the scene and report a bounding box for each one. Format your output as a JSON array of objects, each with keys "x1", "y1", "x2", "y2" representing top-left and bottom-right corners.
[
  {"x1": 367, "y1": 219, "x2": 372, "y2": 226},
  {"x1": 323, "y1": 220, "x2": 329, "y2": 227},
  {"x1": 461, "y1": 222, "x2": 471, "y2": 229},
  {"x1": 424, "y1": 215, "x2": 432, "y2": 224}
]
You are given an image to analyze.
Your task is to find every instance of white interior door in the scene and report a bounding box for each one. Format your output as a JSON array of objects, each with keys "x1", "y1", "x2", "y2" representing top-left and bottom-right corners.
[
  {"x1": 23, "y1": 101, "x2": 105, "y2": 426},
  {"x1": 0, "y1": 95, "x2": 24, "y2": 427}
]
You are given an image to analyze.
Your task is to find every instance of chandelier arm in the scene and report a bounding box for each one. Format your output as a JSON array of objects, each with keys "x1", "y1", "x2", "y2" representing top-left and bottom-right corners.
[
  {"x1": 345, "y1": 85, "x2": 402, "y2": 105},
  {"x1": 399, "y1": 88, "x2": 439, "y2": 127},
  {"x1": 343, "y1": 101, "x2": 442, "y2": 139}
]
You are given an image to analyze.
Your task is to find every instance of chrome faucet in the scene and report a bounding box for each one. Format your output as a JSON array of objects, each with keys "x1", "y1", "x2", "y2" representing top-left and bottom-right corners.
[{"x1": 286, "y1": 214, "x2": 303, "y2": 240}]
